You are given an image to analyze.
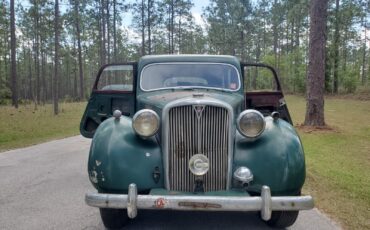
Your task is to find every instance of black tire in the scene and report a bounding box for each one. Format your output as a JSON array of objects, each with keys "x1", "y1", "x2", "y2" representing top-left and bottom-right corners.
[
  {"x1": 99, "y1": 208, "x2": 129, "y2": 229},
  {"x1": 265, "y1": 211, "x2": 299, "y2": 228}
]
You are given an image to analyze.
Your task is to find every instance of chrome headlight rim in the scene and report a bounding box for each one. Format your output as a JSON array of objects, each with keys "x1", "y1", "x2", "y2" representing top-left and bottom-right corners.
[
  {"x1": 132, "y1": 109, "x2": 160, "y2": 138},
  {"x1": 237, "y1": 109, "x2": 266, "y2": 138}
]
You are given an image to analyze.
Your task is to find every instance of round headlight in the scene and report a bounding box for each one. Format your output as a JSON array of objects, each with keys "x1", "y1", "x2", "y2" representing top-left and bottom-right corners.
[
  {"x1": 237, "y1": 110, "x2": 265, "y2": 138},
  {"x1": 132, "y1": 109, "x2": 160, "y2": 137}
]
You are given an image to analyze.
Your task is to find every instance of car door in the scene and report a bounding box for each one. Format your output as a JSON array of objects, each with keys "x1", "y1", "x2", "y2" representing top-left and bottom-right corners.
[
  {"x1": 80, "y1": 63, "x2": 137, "y2": 138},
  {"x1": 241, "y1": 63, "x2": 292, "y2": 124}
]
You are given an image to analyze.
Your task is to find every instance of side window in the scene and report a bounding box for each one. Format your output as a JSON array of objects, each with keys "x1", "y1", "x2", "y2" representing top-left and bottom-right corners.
[
  {"x1": 97, "y1": 65, "x2": 134, "y2": 91},
  {"x1": 243, "y1": 66, "x2": 277, "y2": 92}
]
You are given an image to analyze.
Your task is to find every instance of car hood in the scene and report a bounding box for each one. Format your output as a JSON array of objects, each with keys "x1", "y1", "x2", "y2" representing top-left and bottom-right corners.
[{"x1": 136, "y1": 90, "x2": 244, "y2": 119}]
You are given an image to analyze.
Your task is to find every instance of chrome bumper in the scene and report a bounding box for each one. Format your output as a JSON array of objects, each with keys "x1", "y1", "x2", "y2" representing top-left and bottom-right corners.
[{"x1": 85, "y1": 184, "x2": 314, "y2": 221}]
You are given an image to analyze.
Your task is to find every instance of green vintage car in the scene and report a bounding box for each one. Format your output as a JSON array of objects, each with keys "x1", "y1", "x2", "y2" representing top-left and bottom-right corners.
[{"x1": 81, "y1": 55, "x2": 314, "y2": 229}]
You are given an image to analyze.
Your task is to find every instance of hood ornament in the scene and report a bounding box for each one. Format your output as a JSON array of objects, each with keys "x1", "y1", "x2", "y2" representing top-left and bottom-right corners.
[{"x1": 193, "y1": 105, "x2": 205, "y2": 119}]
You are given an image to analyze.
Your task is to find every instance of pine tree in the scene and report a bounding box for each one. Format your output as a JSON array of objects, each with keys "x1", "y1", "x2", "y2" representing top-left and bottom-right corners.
[{"x1": 304, "y1": 0, "x2": 328, "y2": 126}]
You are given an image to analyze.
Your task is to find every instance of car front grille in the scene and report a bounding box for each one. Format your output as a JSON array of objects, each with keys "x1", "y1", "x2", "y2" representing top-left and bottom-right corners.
[{"x1": 168, "y1": 105, "x2": 229, "y2": 192}]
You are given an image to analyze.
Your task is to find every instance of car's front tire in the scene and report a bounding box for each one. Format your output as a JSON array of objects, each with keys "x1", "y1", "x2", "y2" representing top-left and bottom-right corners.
[
  {"x1": 265, "y1": 211, "x2": 299, "y2": 228},
  {"x1": 99, "y1": 208, "x2": 129, "y2": 229}
]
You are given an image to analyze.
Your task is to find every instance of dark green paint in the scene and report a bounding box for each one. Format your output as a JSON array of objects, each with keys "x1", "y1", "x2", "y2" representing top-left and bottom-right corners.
[
  {"x1": 80, "y1": 91, "x2": 135, "y2": 138},
  {"x1": 88, "y1": 115, "x2": 304, "y2": 196},
  {"x1": 82, "y1": 55, "x2": 306, "y2": 197},
  {"x1": 88, "y1": 116, "x2": 164, "y2": 193},
  {"x1": 234, "y1": 117, "x2": 305, "y2": 196},
  {"x1": 136, "y1": 90, "x2": 244, "y2": 120}
]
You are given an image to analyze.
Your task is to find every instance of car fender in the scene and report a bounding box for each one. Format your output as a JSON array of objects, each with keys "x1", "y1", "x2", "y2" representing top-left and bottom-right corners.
[
  {"x1": 88, "y1": 116, "x2": 164, "y2": 193},
  {"x1": 234, "y1": 117, "x2": 305, "y2": 195}
]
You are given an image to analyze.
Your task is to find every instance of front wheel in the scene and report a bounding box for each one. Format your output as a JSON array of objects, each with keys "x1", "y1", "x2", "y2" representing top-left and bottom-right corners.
[
  {"x1": 99, "y1": 208, "x2": 129, "y2": 229},
  {"x1": 265, "y1": 211, "x2": 299, "y2": 228}
]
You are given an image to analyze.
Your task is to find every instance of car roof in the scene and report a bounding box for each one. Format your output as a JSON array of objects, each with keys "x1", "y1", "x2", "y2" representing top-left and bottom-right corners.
[{"x1": 138, "y1": 54, "x2": 241, "y2": 70}]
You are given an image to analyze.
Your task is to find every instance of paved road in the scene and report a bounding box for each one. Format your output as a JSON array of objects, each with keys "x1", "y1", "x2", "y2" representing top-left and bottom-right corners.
[{"x1": 0, "y1": 136, "x2": 341, "y2": 230}]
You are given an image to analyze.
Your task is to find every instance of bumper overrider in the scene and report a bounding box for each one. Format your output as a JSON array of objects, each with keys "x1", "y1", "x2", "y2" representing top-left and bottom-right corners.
[{"x1": 85, "y1": 184, "x2": 314, "y2": 221}]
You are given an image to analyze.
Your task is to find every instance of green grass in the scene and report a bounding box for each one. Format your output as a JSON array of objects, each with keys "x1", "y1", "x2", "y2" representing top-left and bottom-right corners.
[
  {"x1": 286, "y1": 95, "x2": 370, "y2": 230},
  {"x1": 0, "y1": 102, "x2": 86, "y2": 152}
]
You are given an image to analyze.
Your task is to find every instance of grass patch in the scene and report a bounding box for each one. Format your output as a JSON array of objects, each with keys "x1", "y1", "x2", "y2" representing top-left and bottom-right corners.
[
  {"x1": 286, "y1": 95, "x2": 370, "y2": 230},
  {"x1": 0, "y1": 102, "x2": 86, "y2": 152}
]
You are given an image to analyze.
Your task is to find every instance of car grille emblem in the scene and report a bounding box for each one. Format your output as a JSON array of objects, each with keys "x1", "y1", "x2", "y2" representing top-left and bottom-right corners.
[{"x1": 193, "y1": 105, "x2": 205, "y2": 119}]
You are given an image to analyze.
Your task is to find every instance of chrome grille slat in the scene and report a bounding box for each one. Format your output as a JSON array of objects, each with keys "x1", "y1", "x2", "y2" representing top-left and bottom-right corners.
[{"x1": 168, "y1": 105, "x2": 229, "y2": 192}]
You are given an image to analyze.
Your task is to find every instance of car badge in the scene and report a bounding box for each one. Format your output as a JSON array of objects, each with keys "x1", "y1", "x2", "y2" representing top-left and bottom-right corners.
[
  {"x1": 193, "y1": 105, "x2": 205, "y2": 119},
  {"x1": 192, "y1": 93, "x2": 204, "y2": 98}
]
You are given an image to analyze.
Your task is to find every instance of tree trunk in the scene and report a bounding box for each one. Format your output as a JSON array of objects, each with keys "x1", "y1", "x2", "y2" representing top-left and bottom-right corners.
[
  {"x1": 21, "y1": 46, "x2": 26, "y2": 99},
  {"x1": 98, "y1": 1, "x2": 103, "y2": 66},
  {"x1": 168, "y1": 4, "x2": 171, "y2": 53},
  {"x1": 99, "y1": 0, "x2": 106, "y2": 65},
  {"x1": 10, "y1": 0, "x2": 18, "y2": 108},
  {"x1": 263, "y1": 6, "x2": 267, "y2": 56},
  {"x1": 293, "y1": 20, "x2": 300, "y2": 93},
  {"x1": 341, "y1": 28, "x2": 348, "y2": 73},
  {"x1": 272, "y1": 0, "x2": 278, "y2": 68},
  {"x1": 141, "y1": 0, "x2": 145, "y2": 56},
  {"x1": 28, "y1": 48, "x2": 33, "y2": 101},
  {"x1": 74, "y1": 0, "x2": 84, "y2": 100},
  {"x1": 101, "y1": 0, "x2": 106, "y2": 64},
  {"x1": 178, "y1": 9, "x2": 182, "y2": 53},
  {"x1": 106, "y1": 0, "x2": 110, "y2": 63},
  {"x1": 170, "y1": 0, "x2": 174, "y2": 54},
  {"x1": 361, "y1": 9, "x2": 370, "y2": 86},
  {"x1": 35, "y1": 1, "x2": 40, "y2": 104},
  {"x1": 325, "y1": 48, "x2": 331, "y2": 92},
  {"x1": 147, "y1": 0, "x2": 151, "y2": 54},
  {"x1": 252, "y1": 43, "x2": 260, "y2": 90},
  {"x1": 361, "y1": 21, "x2": 367, "y2": 85},
  {"x1": 73, "y1": 38, "x2": 78, "y2": 99},
  {"x1": 332, "y1": 0, "x2": 340, "y2": 94},
  {"x1": 54, "y1": 0, "x2": 59, "y2": 115},
  {"x1": 113, "y1": 0, "x2": 117, "y2": 61},
  {"x1": 41, "y1": 50, "x2": 46, "y2": 104},
  {"x1": 65, "y1": 55, "x2": 70, "y2": 97},
  {"x1": 304, "y1": 0, "x2": 328, "y2": 126}
]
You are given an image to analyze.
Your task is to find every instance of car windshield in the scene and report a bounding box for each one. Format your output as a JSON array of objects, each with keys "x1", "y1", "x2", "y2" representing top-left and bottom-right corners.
[{"x1": 140, "y1": 63, "x2": 240, "y2": 91}]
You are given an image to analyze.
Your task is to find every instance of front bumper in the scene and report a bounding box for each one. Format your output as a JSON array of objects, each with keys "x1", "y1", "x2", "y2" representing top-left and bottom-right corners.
[{"x1": 85, "y1": 184, "x2": 314, "y2": 221}]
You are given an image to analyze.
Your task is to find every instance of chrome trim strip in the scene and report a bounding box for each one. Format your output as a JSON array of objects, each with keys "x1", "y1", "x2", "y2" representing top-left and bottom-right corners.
[
  {"x1": 140, "y1": 62, "x2": 241, "y2": 92},
  {"x1": 85, "y1": 184, "x2": 315, "y2": 220},
  {"x1": 162, "y1": 97, "x2": 235, "y2": 190}
]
